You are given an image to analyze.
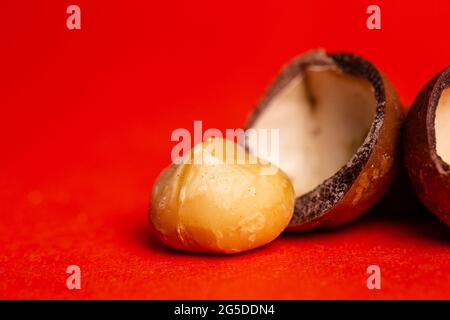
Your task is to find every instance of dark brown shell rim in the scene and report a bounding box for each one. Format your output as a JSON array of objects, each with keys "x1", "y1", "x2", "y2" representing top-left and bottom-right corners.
[
  {"x1": 245, "y1": 49, "x2": 387, "y2": 225},
  {"x1": 425, "y1": 66, "x2": 450, "y2": 173}
]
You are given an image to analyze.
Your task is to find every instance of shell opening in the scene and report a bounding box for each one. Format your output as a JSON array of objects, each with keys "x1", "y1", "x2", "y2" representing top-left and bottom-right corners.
[
  {"x1": 435, "y1": 87, "x2": 450, "y2": 165},
  {"x1": 247, "y1": 67, "x2": 377, "y2": 197}
]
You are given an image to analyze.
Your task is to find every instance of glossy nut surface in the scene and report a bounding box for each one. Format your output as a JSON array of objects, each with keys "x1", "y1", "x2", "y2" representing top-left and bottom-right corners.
[{"x1": 150, "y1": 138, "x2": 295, "y2": 253}]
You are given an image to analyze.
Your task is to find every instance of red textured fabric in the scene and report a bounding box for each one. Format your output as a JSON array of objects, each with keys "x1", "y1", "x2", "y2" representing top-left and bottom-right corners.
[{"x1": 0, "y1": 1, "x2": 449, "y2": 299}]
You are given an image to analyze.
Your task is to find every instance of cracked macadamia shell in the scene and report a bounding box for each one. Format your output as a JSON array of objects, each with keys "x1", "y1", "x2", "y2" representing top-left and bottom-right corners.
[
  {"x1": 150, "y1": 138, "x2": 295, "y2": 253},
  {"x1": 245, "y1": 49, "x2": 403, "y2": 231},
  {"x1": 404, "y1": 66, "x2": 450, "y2": 226}
]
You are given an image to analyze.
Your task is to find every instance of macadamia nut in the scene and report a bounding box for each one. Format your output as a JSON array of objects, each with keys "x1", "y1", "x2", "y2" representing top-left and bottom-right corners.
[{"x1": 149, "y1": 138, "x2": 295, "y2": 254}]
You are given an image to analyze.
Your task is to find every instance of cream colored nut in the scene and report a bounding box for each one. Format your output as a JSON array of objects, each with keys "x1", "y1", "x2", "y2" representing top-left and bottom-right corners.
[{"x1": 149, "y1": 137, "x2": 295, "y2": 254}]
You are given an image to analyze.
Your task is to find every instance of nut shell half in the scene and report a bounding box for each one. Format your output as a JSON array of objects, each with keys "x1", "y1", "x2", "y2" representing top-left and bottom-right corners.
[
  {"x1": 404, "y1": 66, "x2": 450, "y2": 226},
  {"x1": 245, "y1": 49, "x2": 403, "y2": 231}
]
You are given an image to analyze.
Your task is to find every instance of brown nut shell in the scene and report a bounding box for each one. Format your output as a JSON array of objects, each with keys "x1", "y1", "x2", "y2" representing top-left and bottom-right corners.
[
  {"x1": 404, "y1": 66, "x2": 450, "y2": 226},
  {"x1": 245, "y1": 49, "x2": 403, "y2": 231}
]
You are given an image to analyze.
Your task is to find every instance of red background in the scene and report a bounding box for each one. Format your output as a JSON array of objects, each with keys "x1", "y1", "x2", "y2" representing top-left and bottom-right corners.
[{"x1": 1, "y1": 0, "x2": 449, "y2": 299}]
